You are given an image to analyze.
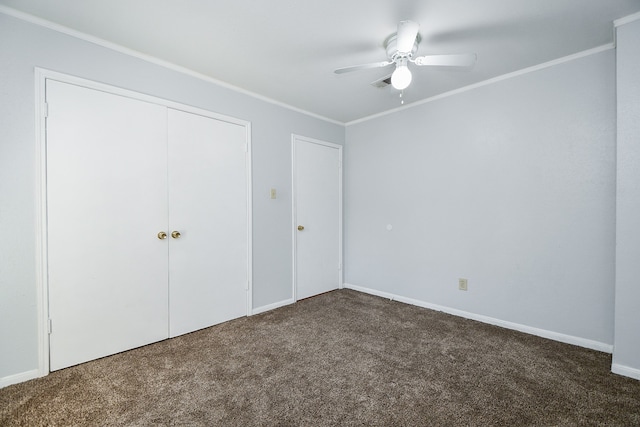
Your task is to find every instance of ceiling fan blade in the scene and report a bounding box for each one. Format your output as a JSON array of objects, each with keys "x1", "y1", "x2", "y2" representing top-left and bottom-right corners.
[
  {"x1": 334, "y1": 61, "x2": 393, "y2": 74},
  {"x1": 396, "y1": 20, "x2": 420, "y2": 54},
  {"x1": 413, "y1": 53, "x2": 477, "y2": 67}
]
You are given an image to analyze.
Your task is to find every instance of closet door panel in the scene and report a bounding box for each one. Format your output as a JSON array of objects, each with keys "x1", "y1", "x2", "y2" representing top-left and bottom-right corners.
[
  {"x1": 168, "y1": 109, "x2": 248, "y2": 337},
  {"x1": 46, "y1": 80, "x2": 169, "y2": 370}
]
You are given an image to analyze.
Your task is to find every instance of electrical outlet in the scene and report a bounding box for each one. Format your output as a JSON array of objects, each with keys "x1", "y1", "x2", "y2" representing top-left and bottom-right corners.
[{"x1": 458, "y1": 278, "x2": 468, "y2": 291}]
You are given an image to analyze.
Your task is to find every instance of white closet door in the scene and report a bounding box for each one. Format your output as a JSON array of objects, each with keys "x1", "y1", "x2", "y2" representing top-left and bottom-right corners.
[
  {"x1": 46, "y1": 80, "x2": 169, "y2": 370},
  {"x1": 293, "y1": 137, "x2": 342, "y2": 300},
  {"x1": 167, "y1": 109, "x2": 248, "y2": 337}
]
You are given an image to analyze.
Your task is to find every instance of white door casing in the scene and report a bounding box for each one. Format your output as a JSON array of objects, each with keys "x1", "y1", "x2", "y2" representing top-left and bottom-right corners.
[
  {"x1": 40, "y1": 71, "x2": 252, "y2": 372},
  {"x1": 292, "y1": 135, "x2": 343, "y2": 301}
]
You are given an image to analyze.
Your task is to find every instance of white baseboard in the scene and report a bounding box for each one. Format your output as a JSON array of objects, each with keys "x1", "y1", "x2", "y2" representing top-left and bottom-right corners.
[
  {"x1": 612, "y1": 363, "x2": 640, "y2": 381},
  {"x1": 343, "y1": 283, "x2": 613, "y2": 354},
  {"x1": 0, "y1": 369, "x2": 41, "y2": 389},
  {"x1": 252, "y1": 298, "x2": 294, "y2": 315}
]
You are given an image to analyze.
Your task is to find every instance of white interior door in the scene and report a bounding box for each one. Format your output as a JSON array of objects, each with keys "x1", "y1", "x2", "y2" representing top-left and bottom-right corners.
[
  {"x1": 293, "y1": 136, "x2": 342, "y2": 300},
  {"x1": 46, "y1": 80, "x2": 169, "y2": 371},
  {"x1": 167, "y1": 109, "x2": 249, "y2": 337}
]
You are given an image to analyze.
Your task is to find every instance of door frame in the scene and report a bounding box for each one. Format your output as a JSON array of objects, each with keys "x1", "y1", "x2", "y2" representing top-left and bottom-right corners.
[
  {"x1": 34, "y1": 68, "x2": 253, "y2": 377},
  {"x1": 291, "y1": 134, "x2": 343, "y2": 302}
]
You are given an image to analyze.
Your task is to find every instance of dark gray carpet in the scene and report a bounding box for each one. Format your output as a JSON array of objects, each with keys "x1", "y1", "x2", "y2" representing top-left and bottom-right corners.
[{"x1": 1, "y1": 289, "x2": 639, "y2": 426}]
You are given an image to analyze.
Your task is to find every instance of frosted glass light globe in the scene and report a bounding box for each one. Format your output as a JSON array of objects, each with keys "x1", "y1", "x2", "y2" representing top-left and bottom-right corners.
[{"x1": 391, "y1": 65, "x2": 412, "y2": 90}]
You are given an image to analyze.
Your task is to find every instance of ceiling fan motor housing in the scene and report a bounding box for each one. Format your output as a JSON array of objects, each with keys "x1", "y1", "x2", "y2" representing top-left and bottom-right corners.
[{"x1": 384, "y1": 33, "x2": 421, "y2": 62}]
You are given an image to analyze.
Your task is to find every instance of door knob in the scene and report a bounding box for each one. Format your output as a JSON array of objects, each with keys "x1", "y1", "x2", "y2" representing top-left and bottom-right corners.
[
  {"x1": 171, "y1": 230, "x2": 181, "y2": 239},
  {"x1": 297, "y1": 225, "x2": 304, "y2": 231},
  {"x1": 157, "y1": 231, "x2": 167, "y2": 240}
]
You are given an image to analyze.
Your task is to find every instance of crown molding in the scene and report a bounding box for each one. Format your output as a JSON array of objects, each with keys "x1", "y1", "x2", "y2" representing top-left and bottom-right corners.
[
  {"x1": 346, "y1": 43, "x2": 614, "y2": 126},
  {"x1": 0, "y1": 5, "x2": 344, "y2": 126},
  {"x1": 615, "y1": 11, "x2": 640, "y2": 27}
]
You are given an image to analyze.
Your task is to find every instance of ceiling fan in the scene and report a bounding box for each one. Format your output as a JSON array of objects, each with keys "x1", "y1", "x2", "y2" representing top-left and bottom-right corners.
[{"x1": 334, "y1": 20, "x2": 477, "y2": 91}]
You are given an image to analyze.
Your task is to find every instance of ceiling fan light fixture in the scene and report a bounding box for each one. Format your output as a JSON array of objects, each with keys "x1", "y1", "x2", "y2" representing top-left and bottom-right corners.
[
  {"x1": 333, "y1": 19, "x2": 476, "y2": 93},
  {"x1": 391, "y1": 63, "x2": 412, "y2": 90}
]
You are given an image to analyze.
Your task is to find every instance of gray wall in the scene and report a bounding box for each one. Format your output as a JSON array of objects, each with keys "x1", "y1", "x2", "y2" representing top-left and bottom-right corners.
[
  {"x1": 614, "y1": 17, "x2": 640, "y2": 378},
  {"x1": 0, "y1": 13, "x2": 344, "y2": 381},
  {"x1": 345, "y1": 50, "x2": 616, "y2": 347}
]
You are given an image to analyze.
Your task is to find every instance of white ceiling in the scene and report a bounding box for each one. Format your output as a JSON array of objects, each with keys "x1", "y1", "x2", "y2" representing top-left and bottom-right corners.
[{"x1": 2, "y1": 0, "x2": 639, "y2": 123}]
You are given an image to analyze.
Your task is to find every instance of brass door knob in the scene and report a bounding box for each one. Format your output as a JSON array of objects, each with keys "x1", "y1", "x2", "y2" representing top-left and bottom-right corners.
[
  {"x1": 171, "y1": 230, "x2": 181, "y2": 239},
  {"x1": 297, "y1": 225, "x2": 304, "y2": 231},
  {"x1": 157, "y1": 231, "x2": 167, "y2": 240}
]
